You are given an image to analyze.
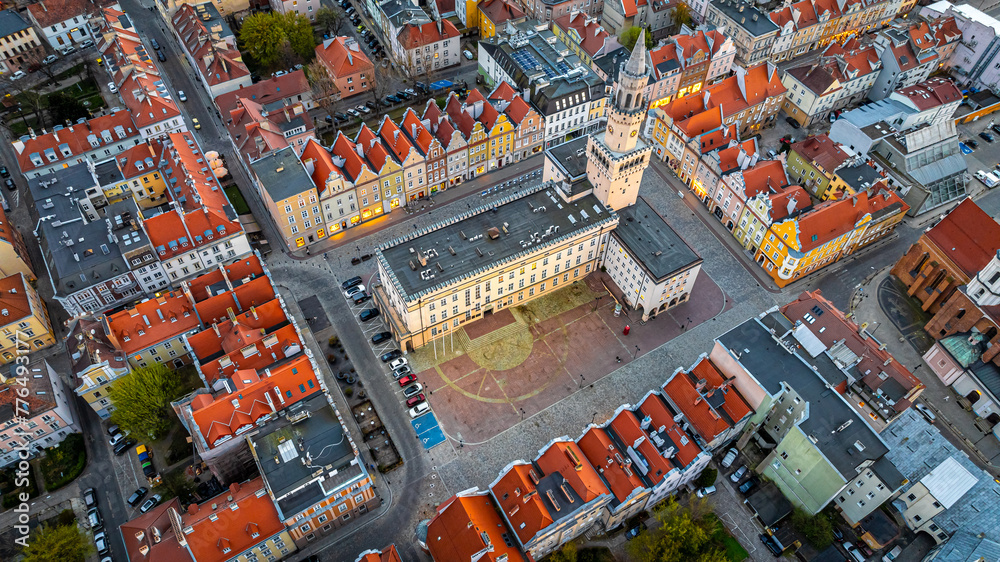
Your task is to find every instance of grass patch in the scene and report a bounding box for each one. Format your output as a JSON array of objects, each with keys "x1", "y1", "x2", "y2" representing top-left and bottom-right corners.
[
  {"x1": 48, "y1": 64, "x2": 84, "y2": 85},
  {"x1": 38, "y1": 434, "x2": 87, "y2": 491},
  {"x1": 224, "y1": 185, "x2": 252, "y2": 215},
  {"x1": 8, "y1": 116, "x2": 40, "y2": 136},
  {"x1": 720, "y1": 534, "x2": 749, "y2": 562},
  {"x1": 513, "y1": 280, "x2": 602, "y2": 325}
]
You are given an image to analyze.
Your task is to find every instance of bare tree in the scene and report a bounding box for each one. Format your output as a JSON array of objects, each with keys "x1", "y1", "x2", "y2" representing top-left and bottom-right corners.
[
  {"x1": 22, "y1": 50, "x2": 59, "y2": 84},
  {"x1": 306, "y1": 59, "x2": 339, "y2": 116}
]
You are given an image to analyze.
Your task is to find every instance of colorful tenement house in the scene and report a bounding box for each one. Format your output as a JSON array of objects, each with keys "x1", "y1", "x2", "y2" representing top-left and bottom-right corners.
[
  {"x1": 661, "y1": 356, "x2": 754, "y2": 451},
  {"x1": 315, "y1": 36, "x2": 375, "y2": 99},
  {"x1": 780, "y1": 39, "x2": 882, "y2": 127},
  {"x1": 646, "y1": 29, "x2": 736, "y2": 108},
  {"x1": 477, "y1": 0, "x2": 526, "y2": 38},
  {"x1": 486, "y1": 82, "x2": 546, "y2": 160},
  {"x1": 225, "y1": 96, "x2": 316, "y2": 166},
  {"x1": 0, "y1": 273, "x2": 55, "y2": 363},
  {"x1": 0, "y1": 359, "x2": 80, "y2": 468},
  {"x1": 11, "y1": 110, "x2": 141, "y2": 179},
  {"x1": 68, "y1": 318, "x2": 129, "y2": 420},
  {"x1": 424, "y1": 489, "x2": 528, "y2": 562},
  {"x1": 552, "y1": 11, "x2": 621, "y2": 68},
  {"x1": 785, "y1": 134, "x2": 853, "y2": 200}
]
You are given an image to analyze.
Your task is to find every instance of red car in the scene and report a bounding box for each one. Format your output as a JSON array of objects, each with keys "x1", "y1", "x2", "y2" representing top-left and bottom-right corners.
[
  {"x1": 406, "y1": 394, "x2": 426, "y2": 407},
  {"x1": 398, "y1": 374, "x2": 418, "y2": 387}
]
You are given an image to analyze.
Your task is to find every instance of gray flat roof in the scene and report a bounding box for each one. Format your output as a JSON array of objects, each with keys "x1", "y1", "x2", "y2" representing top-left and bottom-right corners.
[
  {"x1": 613, "y1": 197, "x2": 701, "y2": 282},
  {"x1": 710, "y1": 0, "x2": 778, "y2": 36},
  {"x1": 250, "y1": 146, "x2": 314, "y2": 202},
  {"x1": 0, "y1": 10, "x2": 30, "y2": 38},
  {"x1": 745, "y1": 482, "x2": 793, "y2": 526},
  {"x1": 836, "y1": 162, "x2": 882, "y2": 193},
  {"x1": 717, "y1": 315, "x2": 889, "y2": 480},
  {"x1": 377, "y1": 182, "x2": 617, "y2": 300},
  {"x1": 546, "y1": 136, "x2": 589, "y2": 179},
  {"x1": 250, "y1": 395, "x2": 359, "y2": 519}
]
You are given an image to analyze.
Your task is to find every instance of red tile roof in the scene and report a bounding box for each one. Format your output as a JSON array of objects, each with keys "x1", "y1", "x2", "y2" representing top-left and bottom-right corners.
[
  {"x1": 796, "y1": 183, "x2": 908, "y2": 252},
  {"x1": 189, "y1": 355, "x2": 320, "y2": 448},
  {"x1": 490, "y1": 463, "x2": 551, "y2": 545},
  {"x1": 356, "y1": 545, "x2": 404, "y2": 562},
  {"x1": 214, "y1": 71, "x2": 311, "y2": 113},
  {"x1": 12, "y1": 110, "x2": 139, "y2": 174},
  {"x1": 577, "y1": 426, "x2": 646, "y2": 503},
  {"x1": 300, "y1": 138, "x2": 343, "y2": 193},
  {"x1": 428, "y1": 492, "x2": 527, "y2": 562},
  {"x1": 119, "y1": 498, "x2": 188, "y2": 562},
  {"x1": 790, "y1": 134, "x2": 850, "y2": 173},
  {"x1": 479, "y1": 0, "x2": 526, "y2": 25},
  {"x1": 172, "y1": 4, "x2": 249, "y2": 88},
  {"x1": 741, "y1": 159, "x2": 788, "y2": 199},
  {"x1": 488, "y1": 81, "x2": 518, "y2": 103},
  {"x1": 554, "y1": 12, "x2": 615, "y2": 57},
  {"x1": 894, "y1": 77, "x2": 962, "y2": 111},
  {"x1": 689, "y1": 357, "x2": 753, "y2": 424},
  {"x1": 0, "y1": 273, "x2": 34, "y2": 325},
  {"x1": 926, "y1": 198, "x2": 1000, "y2": 277},
  {"x1": 700, "y1": 123, "x2": 738, "y2": 154},
  {"x1": 331, "y1": 132, "x2": 372, "y2": 182},
  {"x1": 105, "y1": 291, "x2": 199, "y2": 355},
  {"x1": 635, "y1": 393, "x2": 703, "y2": 468},
  {"x1": 378, "y1": 116, "x2": 416, "y2": 163},
  {"x1": 535, "y1": 440, "x2": 609, "y2": 504},
  {"x1": 663, "y1": 358, "x2": 751, "y2": 443},
  {"x1": 316, "y1": 36, "x2": 374, "y2": 79},
  {"x1": 768, "y1": 185, "x2": 811, "y2": 221},
  {"x1": 401, "y1": 108, "x2": 435, "y2": 154},
  {"x1": 396, "y1": 19, "x2": 459, "y2": 50},
  {"x1": 182, "y1": 478, "x2": 286, "y2": 562},
  {"x1": 195, "y1": 275, "x2": 276, "y2": 326},
  {"x1": 717, "y1": 139, "x2": 758, "y2": 173},
  {"x1": 27, "y1": 0, "x2": 87, "y2": 28},
  {"x1": 607, "y1": 409, "x2": 676, "y2": 485},
  {"x1": 704, "y1": 63, "x2": 786, "y2": 120}
]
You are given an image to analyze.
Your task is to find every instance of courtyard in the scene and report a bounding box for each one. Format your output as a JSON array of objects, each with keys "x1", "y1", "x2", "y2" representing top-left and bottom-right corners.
[{"x1": 409, "y1": 271, "x2": 732, "y2": 444}]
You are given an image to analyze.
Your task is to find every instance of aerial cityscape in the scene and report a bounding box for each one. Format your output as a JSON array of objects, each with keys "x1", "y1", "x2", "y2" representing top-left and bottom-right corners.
[{"x1": 1, "y1": 0, "x2": 1000, "y2": 560}]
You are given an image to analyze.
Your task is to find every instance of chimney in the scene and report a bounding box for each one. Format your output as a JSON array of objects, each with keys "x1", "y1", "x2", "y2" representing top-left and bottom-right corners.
[
  {"x1": 229, "y1": 482, "x2": 240, "y2": 495},
  {"x1": 695, "y1": 378, "x2": 707, "y2": 392}
]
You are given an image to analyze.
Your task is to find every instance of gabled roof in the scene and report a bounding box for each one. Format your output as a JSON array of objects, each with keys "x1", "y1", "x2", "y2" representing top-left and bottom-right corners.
[
  {"x1": 26, "y1": 0, "x2": 87, "y2": 28},
  {"x1": 576, "y1": 426, "x2": 646, "y2": 504},
  {"x1": 172, "y1": 3, "x2": 249, "y2": 87},
  {"x1": 105, "y1": 291, "x2": 199, "y2": 354},
  {"x1": 396, "y1": 19, "x2": 459, "y2": 50},
  {"x1": 925, "y1": 198, "x2": 1000, "y2": 277},
  {"x1": 378, "y1": 116, "x2": 417, "y2": 163},
  {"x1": 12, "y1": 110, "x2": 139, "y2": 174},
  {"x1": 794, "y1": 182, "x2": 908, "y2": 252},
  {"x1": 635, "y1": 392, "x2": 704, "y2": 468},
  {"x1": 554, "y1": 12, "x2": 617, "y2": 58},
  {"x1": 427, "y1": 491, "x2": 527, "y2": 562},
  {"x1": 401, "y1": 108, "x2": 435, "y2": 155},
  {"x1": 741, "y1": 159, "x2": 789, "y2": 198},
  {"x1": 663, "y1": 357, "x2": 752, "y2": 443},
  {"x1": 299, "y1": 138, "x2": 343, "y2": 193},
  {"x1": 182, "y1": 478, "x2": 286, "y2": 562},
  {"x1": 894, "y1": 76, "x2": 962, "y2": 110},
  {"x1": 0, "y1": 273, "x2": 35, "y2": 326},
  {"x1": 791, "y1": 134, "x2": 850, "y2": 172},
  {"x1": 214, "y1": 71, "x2": 310, "y2": 113},
  {"x1": 535, "y1": 440, "x2": 609, "y2": 504},
  {"x1": 331, "y1": 132, "x2": 372, "y2": 182},
  {"x1": 479, "y1": 0, "x2": 525, "y2": 25},
  {"x1": 490, "y1": 463, "x2": 552, "y2": 545},
  {"x1": 316, "y1": 36, "x2": 374, "y2": 78},
  {"x1": 119, "y1": 498, "x2": 188, "y2": 562},
  {"x1": 356, "y1": 545, "x2": 404, "y2": 562}
]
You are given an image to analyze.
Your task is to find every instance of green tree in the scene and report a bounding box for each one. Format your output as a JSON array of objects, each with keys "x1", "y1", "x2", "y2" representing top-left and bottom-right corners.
[
  {"x1": 22, "y1": 523, "x2": 93, "y2": 562},
  {"x1": 47, "y1": 92, "x2": 87, "y2": 124},
  {"x1": 625, "y1": 498, "x2": 729, "y2": 562},
  {"x1": 791, "y1": 508, "x2": 833, "y2": 549},
  {"x1": 282, "y1": 12, "x2": 316, "y2": 61},
  {"x1": 109, "y1": 363, "x2": 184, "y2": 439},
  {"x1": 314, "y1": 7, "x2": 344, "y2": 35},
  {"x1": 696, "y1": 467, "x2": 718, "y2": 489},
  {"x1": 618, "y1": 26, "x2": 655, "y2": 51},
  {"x1": 239, "y1": 13, "x2": 287, "y2": 69},
  {"x1": 673, "y1": 2, "x2": 693, "y2": 31},
  {"x1": 549, "y1": 541, "x2": 578, "y2": 562}
]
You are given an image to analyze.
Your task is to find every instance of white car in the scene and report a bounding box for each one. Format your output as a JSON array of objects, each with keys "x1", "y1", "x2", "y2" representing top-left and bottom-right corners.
[
  {"x1": 177, "y1": 90, "x2": 187, "y2": 102},
  {"x1": 695, "y1": 485, "x2": 716, "y2": 498},
  {"x1": 108, "y1": 82, "x2": 118, "y2": 93},
  {"x1": 357, "y1": 105, "x2": 371, "y2": 114},
  {"x1": 389, "y1": 357, "x2": 407, "y2": 370},
  {"x1": 402, "y1": 383, "x2": 423, "y2": 398},
  {"x1": 463, "y1": 50, "x2": 474, "y2": 60},
  {"x1": 408, "y1": 402, "x2": 430, "y2": 418},
  {"x1": 915, "y1": 402, "x2": 936, "y2": 423},
  {"x1": 346, "y1": 108, "x2": 360, "y2": 117},
  {"x1": 42, "y1": 54, "x2": 58, "y2": 65},
  {"x1": 345, "y1": 284, "x2": 366, "y2": 297},
  {"x1": 720, "y1": 447, "x2": 737, "y2": 468},
  {"x1": 10, "y1": 70, "x2": 26, "y2": 80}
]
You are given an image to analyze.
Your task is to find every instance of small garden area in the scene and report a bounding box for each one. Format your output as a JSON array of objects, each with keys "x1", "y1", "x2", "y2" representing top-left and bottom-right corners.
[
  {"x1": 0, "y1": 464, "x2": 39, "y2": 509},
  {"x1": 224, "y1": 184, "x2": 252, "y2": 215},
  {"x1": 38, "y1": 434, "x2": 87, "y2": 492},
  {"x1": 5, "y1": 67, "x2": 108, "y2": 136}
]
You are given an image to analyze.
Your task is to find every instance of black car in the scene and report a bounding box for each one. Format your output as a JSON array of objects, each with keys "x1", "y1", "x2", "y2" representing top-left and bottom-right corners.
[
  {"x1": 4, "y1": 178, "x2": 14, "y2": 191},
  {"x1": 967, "y1": 139, "x2": 980, "y2": 149},
  {"x1": 366, "y1": 101, "x2": 378, "y2": 110},
  {"x1": 759, "y1": 534, "x2": 783, "y2": 557},
  {"x1": 832, "y1": 527, "x2": 844, "y2": 542},
  {"x1": 738, "y1": 477, "x2": 758, "y2": 494},
  {"x1": 371, "y1": 331, "x2": 392, "y2": 344},
  {"x1": 335, "y1": 112, "x2": 350, "y2": 121},
  {"x1": 415, "y1": 81, "x2": 428, "y2": 93},
  {"x1": 141, "y1": 460, "x2": 156, "y2": 478},
  {"x1": 980, "y1": 131, "x2": 995, "y2": 143},
  {"x1": 113, "y1": 437, "x2": 135, "y2": 456},
  {"x1": 341, "y1": 276, "x2": 363, "y2": 290},
  {"x1": 157, "y1": 50, "x2": 167, "y2": 62},
  {"x1": 127, "y1": 487, "x2": 148, "y2": 507},
  {"x1": 380, "y1": 349, "x2": 403, "y2": 362},
  {"x1": 397, "y1": 91, "x2": 412, "y2": 100},
  {"x1": 352, "y1": 291, "x2": 371, "y2": 304},
  {"x1": 992, "y1": 124, "x2": 1000, "y2": 135},
  {"x1": 0, "y1": 166, "x2": 9, "y2": 178},
  {"x1": 785, "y1": 116, "x2": 801, "y2": 129},
  {"x1": 386, "y1": 95, "x2": 400, "y2": 104},
  {"x1": 359, "y1": 308, "x2": 380, "y2": 322}
]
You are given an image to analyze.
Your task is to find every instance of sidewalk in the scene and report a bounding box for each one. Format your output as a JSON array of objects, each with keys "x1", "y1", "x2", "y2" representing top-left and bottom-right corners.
[{"x1": 851, "y1": 269, "x2": 1000, "y2": 476}]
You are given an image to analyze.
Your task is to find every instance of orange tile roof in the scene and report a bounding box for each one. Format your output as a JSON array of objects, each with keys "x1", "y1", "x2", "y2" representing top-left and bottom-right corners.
[
  {"x1": 717, "y1": 139, "x2": 758, "y2": 172},
  {"x1": 663, "y1": 358, "x2": 750, "y2": 443},
  {"x1": 172, "y1": 4, "x2": 249, "y2": 87},
  {"x1": 396, "y1": 19, "x2": 460, "y2": 50},
  {"x1": 427, "y1": 492, "x2": 526, "y2": 562},
  {"x1": 488, "y1": 81, "x2": 518, "y2": 103},
  {"x1": 576, "y1": 426, "x2": 646, "y2": 503},
  {"x1": 378, "y1": 116, "x2": 416, "y2": 162},
  {"x1": 678, "y1": 106, "x2": 723, "y2": 138},
  {"x1": 195, "y1": 275, "x2": 276, "y2": 326},
  {"x1": 635, "y1": 393, "x2": 703, "y2": 468},
  {"x1": 331, "y1": 132, "x2": 371, "y2": 182},
  {"x1": 700, "y1": 123, "x2": 738, "y2": 153},
  {"x1": 490, "y1": 463, "x2": 552, "y2": 545},
  {"x1": 185, "y1": 255, "x2": 266, "y2": 303},
  {"x1": 300, "y1": 138, "x2": 342, "y2": 193},
  {"x1": 689, "y1": 357, "x2": 753, "y2": 424},
  {"x1": 401, "y1": 109, "x2": 435, "y2": 154},
  {"x1": 479, "y1": 0, "x2": 526, "y2": 25},
  {"x1": 214, "y1": 71, "x2": 310, "y2": 113},
  {"x1": 316, "y1": 36, "x2": 374, "y2": 78},
  {"x1": 12, "y1": 110, "x2": 138, "y2": 174},
  {"x1": 182, "y1": 477, "x2": 286, "y2": 562},
  {"x1": 607, "y1": 409, "x2": 676, "y2": 484},
  {"x1": 554, "y1": 12, "x2": 614, "y2": 57},
  {"x1": 704, "y1": 63, "x2": 785, "y2": 120},
  {"x1": 0, "y1": 273, "x2": 34, "y2": 325},
  {"x1": 926, "y1": 198, "x2": 1000, "y2": 277},
  {"x1": 769, "y1": 185, "x2": 811, "y2": 221},
  {"x1": 190, "y1": 355, "x2": 320, "y2": 448},
  {"x1": 105, "y1": 292, "x2": 199, "y2": 355},
  {"x1": 535, "y1": 440, "x2": 609, "y2": 503},
  {"x1": 119, "y1": 498, "x2": 188, "y2": 562},
  {"x1": 791, "y1": 134, "x2": 849, "y2": 173},
  {"x1": 356, "y1": 545, "x2": 404, "y2": 562},
  {"x1": 26, "y1": 0, "x2": 88, "y2": 28},
  {"x1": 741, "y1": 159, "x2": 788, "y2": 198}
]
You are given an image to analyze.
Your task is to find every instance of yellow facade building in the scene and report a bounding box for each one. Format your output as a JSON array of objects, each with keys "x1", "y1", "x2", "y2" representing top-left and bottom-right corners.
[{"x1": 0, "y1": 273, "x2": 55, "y2": 363}]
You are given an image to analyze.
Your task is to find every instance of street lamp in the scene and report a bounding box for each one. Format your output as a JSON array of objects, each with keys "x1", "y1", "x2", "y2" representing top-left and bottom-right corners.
[{"x1": 632, "y1": 345, "x2": 640, "y2": 359}]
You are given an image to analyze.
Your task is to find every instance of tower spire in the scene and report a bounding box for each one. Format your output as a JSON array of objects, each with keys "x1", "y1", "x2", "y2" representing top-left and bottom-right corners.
[{"x1": 624, "y1": 29, "x2": 647, "y2": 77}]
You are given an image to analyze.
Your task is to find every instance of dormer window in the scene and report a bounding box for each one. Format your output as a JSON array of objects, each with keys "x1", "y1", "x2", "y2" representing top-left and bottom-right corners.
[{"x1": 44, "y1": 149, "x2": 58, "y2": 162}]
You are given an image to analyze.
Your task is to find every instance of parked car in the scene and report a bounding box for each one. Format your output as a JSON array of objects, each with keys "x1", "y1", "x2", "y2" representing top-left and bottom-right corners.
[
  {"x1": 83, "y1": 488, "x2": 97, "y2": 508},
  {"x1": 58, "y1": 46, "x2": 76, "y2": 55},
  {"x1": 157, "y1": 50, "x2": 167, "y2": 62},
  {"x1": 107, "y1": 82, "x2": 118, "y2": 93},
  {"x1": 4, "y1": 178, "x2": 15, "y2": 191},
  {"x1": 371, "y1": 331, "x2": 392, "y2": 344},
  {"x1": 87, "y1": 507, "x2": 103, "y2": 529},
  {"x1": 347, "y1": 108, "x2": 361, "y2": 117},
  {"x1": 113, "y1": 437, "x2": 135, "y2": 456},
  {"x1": 403, "y1": 383, "x2": 423, "y2": 398},
  {"x1": 992, "y1": 123, "x2": 1000, "y2": 136},
  {"x1": 915, "y1": 402, "x2": 937, "y2": 423},
  {"x1": 357, "y1": 105, "x2": 371, "y2": 114},
  {"x1": 730, "y1": 465, "x2": 748, "y2": 482},
  {"x1": 393, "y1": 365, "x2": 412, "y2": 379},
  {"x1": 882, "y1": 545, "x2": 902, "y2": 561},
  {"x1": 408, "y1": 402, "x2": 431, "y2": 418},
  {"x1": 967, "y1": 139, "x2": 980, "y2": 149},
  {"x1": 415, "y1": 81, "x2": 428, "y2": 93},
  {"x1": 785, "y1": 116, "x2": 801, "y2": 129},
  {"x1": 42, "y1": 54, "x2": 58, "y2": 64},
  {"x1": 150, "y1": 39, "x2": 160, "y2": 50},
  {"x1": 341, "y1": 276, "x2": 364, "y2": 290},
  {"x1": 94, "y1": 531, "x2": 110, "y2": 556},
  {"x1": 695, "y1": 485, "x2": 717, "y2": 498},
  {"x1": 832, "y1": 527, "x2": 845, "y2": 542},
  {"x1": 0, "y1": 166, "x2": 9, "y2": 178},
  {"x1": 389, "y1": 357, "x2": 408, "y2": 370},
  {"x1": 980, "y1": 131, "x2": 995, "y2": 143},
  {"x1": 367, "y1": 101, "x2": 378, "y2": 110},
  {"x1": 177, "y1": 90, "x2": 187, "y2": 102},
  {"x1": 625, "y1": 525, "x2": 643, "y2": 540},
  {"x1": 463, "y1": 50, "x2": 474, "y2": 60},
  {"x1": 344, "y1": 283, "x2": 366, "y2": 297},
  {"x1": 738, "y1": 477, "x2": 758, "y2": 494},
  {"x1": 385, "y1": 95, "x2": 400, "y2": 104},
  {"x1": 404, "y1": 88, "x2": 416, "y2": 96},
  {"x1": 110, "y1": 432, "x2": 126, "y2": 446},
  {"x1": 127, "y1": 487, "x2": 148, "y2": 507},
  {"x1": 405, "y1": 394, "x2": 426, "y2": 407},
  {"x1": 398, "y1": 374, "x2": 418, "y2": 387},
  {"x1": 80, "y1": 39, "x2": 94, "y2": 49},
  {"x1": 359, "y1": 308, "x2": 380, "y2": 322},
  {"x1": 855, "y1": 542, "x2": 873, "y2": 557},
  {"x1": 759, "y1": 534, "x2": 783, "y2": 557},
  {"x1": 381, "y1": 349, "x2": 403, "y2": 362},
  {"x1": 351, "y1": 291, "x2": 371, "y2": 304},
  {"x1": 139, "y1": 494, "x2": 161, "y2": 514},
  {"x1": 844, "y1": 543, "x2": 866, "y2": 562},
  {"x1": 10, "y1": 70, "x2": 26, "y2": 80},
  {"x1": 721, "y1": 448, "x2": 738, "y2": 468},
  {"x1": 335, "y1": 112, "x2": 349, "y2": 121}
]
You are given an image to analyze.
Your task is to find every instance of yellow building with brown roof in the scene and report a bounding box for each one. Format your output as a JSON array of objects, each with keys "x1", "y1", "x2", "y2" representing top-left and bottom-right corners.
[{"x1": 0, "y1": 272, "x2": 55, "y2": 363}]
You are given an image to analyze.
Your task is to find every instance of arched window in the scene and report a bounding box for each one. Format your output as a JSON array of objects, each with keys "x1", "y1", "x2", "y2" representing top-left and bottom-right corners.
[{"x1": 625, "y1": 93, "x2": 633, "y2": 109}]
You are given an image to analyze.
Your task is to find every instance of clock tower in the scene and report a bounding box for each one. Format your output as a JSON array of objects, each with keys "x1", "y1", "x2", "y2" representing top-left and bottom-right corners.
[{"x1": 586, "y1": 30, "x2": 653, "y2": 211}]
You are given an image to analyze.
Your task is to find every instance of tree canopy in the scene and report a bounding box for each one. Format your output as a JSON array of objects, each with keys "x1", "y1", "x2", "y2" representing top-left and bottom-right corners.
[
  {"x1": 21, "y1": 523, "x2": 93, "y2": 562},
  {"x1": 108, "y1": 363, "x2": 184, "y2": 439},
  {"x1": 625, "y1": 498, "x2": 731, "y2": 562},
  {"x1": 619, "y1": 26, "x2": 655, "y2": 51},
  {"x1": 791, "y1": 508, "x2": 834, "y2": 549},
  {"x1": 673, "y1": 2, "x2": 693, "y2": 32},
  {"x1": 239, "y1": 12, "x2": 316, "y2": 70},
  {"x1": 314, "y1": 7, "x2": 344, "y2": 35}
]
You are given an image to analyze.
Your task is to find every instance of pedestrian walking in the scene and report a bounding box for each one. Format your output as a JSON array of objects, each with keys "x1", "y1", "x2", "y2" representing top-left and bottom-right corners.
[{"x1": 616, "y1": 356, "x2": 621, "y2": 363}]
